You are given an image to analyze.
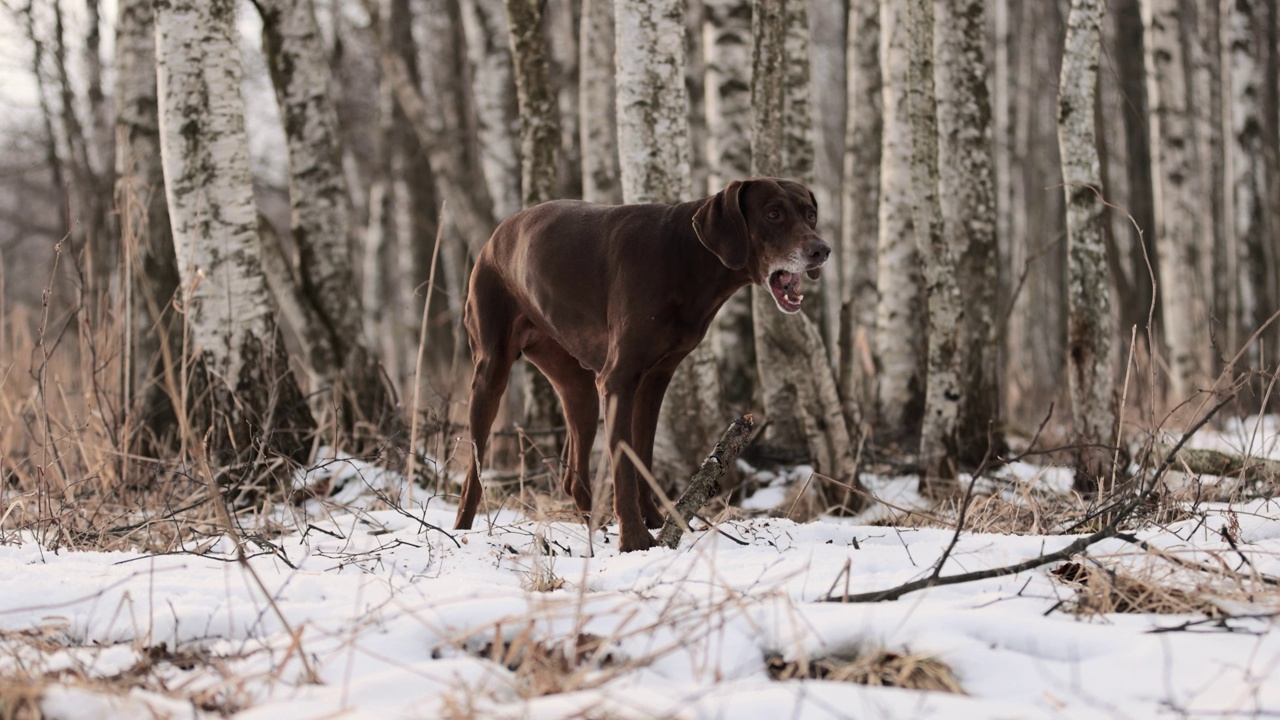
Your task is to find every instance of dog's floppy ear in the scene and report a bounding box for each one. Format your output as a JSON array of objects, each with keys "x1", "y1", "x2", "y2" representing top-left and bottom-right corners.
[{"x1": 693, "y1": 180, "x2": 750, "y2": 270}]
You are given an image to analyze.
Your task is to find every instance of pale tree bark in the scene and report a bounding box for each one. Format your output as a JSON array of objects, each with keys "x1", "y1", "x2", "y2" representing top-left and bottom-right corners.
[
  {"x1": 154, "y1": 0, "x2": 314, "y2": 461},
  {"x1": 615, "y1": 0, "x2": 722, "y2": 486},
  {"x1": 807, "y1": 0, "x2": 847, "y2": 353},
  {"x1": 115, "y1": 0, "x2": 180, "y2": 447},
  {"x1": 1058, "y1": 0, "x2": 1119, "y2": 493},
  {"x1": 752, "y1": 0, "x2": 865, "y2": 512},
  {"x1": 579, "y1": 0, "x2": 621, "y2": 204},
  {"x1": 1222, "y1": 0, "x2": 1269, "y2": 367},
  {"x1": 839, "y1": 0, "x2": 880, "y2": 429},
  {"x1": 874, "y1": 0, "x2": 926, "y2": 439},
  {"x1": 547, "y1": 0, "x2": 581, "y2": 196},
  {"x1": 703, "y1": 0, "x2": 756, "y2": 409},
  {"x1": 932, "y1": 0, "x2": 1002, "y2": 470},
  {"x1": 505, "y1": 0, "x2": 564, "y2": 456},
  {"x1": 1142, "y1": 0, "x2": 1211, "y2": 403},
  {"x1": 907, "y1": 0, "x2": 961, "y2": 494},
  {"x1": 459, "y1": 0, "x2": 522, "y2": 219},
  {"x1": 506, "y1": 0, "x2": 561, "y2": 207},
  {"x1": 255, "y1": 0, "x2": 400, "y2": 443},
  {"x1": 1189, "y1": 0, "x2": 1226, "y2": 352}
]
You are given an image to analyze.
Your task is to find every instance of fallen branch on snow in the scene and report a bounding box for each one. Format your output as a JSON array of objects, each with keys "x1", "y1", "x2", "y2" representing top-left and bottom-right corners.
[
  {"x1": 657, "y1": 414, "x2": 755, "y2": 549},
  {"x1": 822, "y1": 394, "x2": 1235, "y2": 603}
]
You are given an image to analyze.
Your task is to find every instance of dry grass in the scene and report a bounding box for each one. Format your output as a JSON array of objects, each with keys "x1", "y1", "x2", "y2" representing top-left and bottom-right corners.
[
  {"x1": 1051, "y1": 560, "x2": 1230, "y2": 617},
  {"x1": 766, "y1": 647, "x2": 965, "y2": 694}
]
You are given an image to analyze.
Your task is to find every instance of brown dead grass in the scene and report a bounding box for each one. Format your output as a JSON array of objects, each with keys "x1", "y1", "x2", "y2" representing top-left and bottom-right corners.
[
  {"x1": 1052, "y1": 561, "x2": 1228, "y2": 616},
  {"x1": 766, "y1": 647, "x2": 964, "y2": 694}
]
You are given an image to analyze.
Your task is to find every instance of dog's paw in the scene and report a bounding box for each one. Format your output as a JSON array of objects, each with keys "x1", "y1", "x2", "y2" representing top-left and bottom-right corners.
[{"x1": 618, "y1": 528, "x2": 656, "y2": 553}]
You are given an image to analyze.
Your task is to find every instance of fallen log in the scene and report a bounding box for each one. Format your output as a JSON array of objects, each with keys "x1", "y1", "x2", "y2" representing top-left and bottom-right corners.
[
  {"x1": 657, "y1": 414, "x2": 755, "y2": 549},
  {"x1": 1157, "y1": 443, "x2": 1280, "y2": 485}
]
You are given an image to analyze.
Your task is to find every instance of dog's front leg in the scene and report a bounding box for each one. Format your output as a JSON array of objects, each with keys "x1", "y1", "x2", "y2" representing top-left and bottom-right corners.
[{"x1": 599, "y1": 372, "x2": 657, "y2": 552}]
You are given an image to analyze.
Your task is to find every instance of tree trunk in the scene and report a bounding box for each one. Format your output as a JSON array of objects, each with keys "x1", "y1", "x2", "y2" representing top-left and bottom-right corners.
[
  {"x1": 932, "y1": 0, "x2": 1003, "y2": 469},
  {"x1": 907, "y1": 0, "x2": 961, "y2": 494},
  {"x1": 505, "y1": 0, "x2": 564, "y2": 461},
  {"x1": 506, "y1": 0, "x2": 561, "y2": 207},
  {"x1": 1222, "y1": 0, "x2": 1269, "y2": 369},
  {"x1": 579, "y1": 0, "x2": 622, "y2": 205},
  {"x1": 547, "y1": 0, "x2": 582, "y2": 197},
  {"x1": 255, "y1": 0, "x2": 400, "y2": 445},
  {"x1": 459, "y1": 0, "x2": 522, "y2": 219},
  {"x1": 751, "y1": 0, "x2": 865, "y2": 512},
  {"x1": 1058, "y1": 0, "x2": 1120, "y2": 493},
  {"x1": 839, "y1": 0, "x2": 881, "y2": 429},
  {"x1": 1142, "y1": 0, "x2": 1211, "y2": 403},
  {"x1": 874, "y1": 0, "x2": 926, "y2": 440},
  {"x1": 154, "y1": 0, "x2": 314, "y2": 464},
  {"x1": 115, "y1": 0, "x2": 181, "y2": 448},
  {"x1": 703, "y1": 0, "x2": 756, "y2": 409},
  {"x1": 614, "y1": 0, "x2": 721, "y2": 486}
]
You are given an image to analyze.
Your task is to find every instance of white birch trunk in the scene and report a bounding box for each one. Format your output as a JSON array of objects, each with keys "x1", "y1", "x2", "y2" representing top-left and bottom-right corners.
[
  {"x1": 579, "y1": 0, "x2": 622, "y2": 205},
  {"x1": 908, "y1": 0, "x2": 961, "y2": 491},
  {"x1": 703, "y1": 0, "x2": 755, "y2": 408},
  {"x1": 1142, "y1": 0, "x2": 1211, "y2": 403},
  {"x1": 874, "y1": 0, "x2": 926, "y2": 436},
  {"x1": 839, "y1": 0, "x2": 880, "y2": 427},
  {"x1": 615, "y1": 0, "x2": 719, "y2": 484},
  {"x1": 460, "y1": 0, "x2": 522, "y2": 219},
  {"x1": 614, "y1": 0, "x2": 693, "y2": 203},
  {"x1": 1058, "y1": 0, "x2": 1118, "y2": 492},
  {"x1": 933, "y1": 0, "x2": 1001, "y2": 467},
  {"x1": 751, "y1": 0, "x2": 863, "y2": 510},
  {"x1": 506, "y1": 0, "x2": 561, "y2": 206},
  {"x1": 155, "y1": 0, "x2": 312, "y2": 455},
  {"x1": 1222, "y1": 0, "x2": 1268, "y2": 364}
]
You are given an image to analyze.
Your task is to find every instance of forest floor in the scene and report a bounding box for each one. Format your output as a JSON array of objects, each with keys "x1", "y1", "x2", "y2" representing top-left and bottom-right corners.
[{"x1": 1, "y1": 415, "x2": 1279, "y2": 719}]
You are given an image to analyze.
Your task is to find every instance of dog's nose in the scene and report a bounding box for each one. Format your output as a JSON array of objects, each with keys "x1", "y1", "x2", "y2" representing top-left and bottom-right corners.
[{"x1": 807, "y1": 240, "x2": 831, "y2": 265}]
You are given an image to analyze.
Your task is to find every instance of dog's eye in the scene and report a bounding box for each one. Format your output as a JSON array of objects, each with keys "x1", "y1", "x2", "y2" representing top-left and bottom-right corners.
[
  {"x1": 766, "y1": 208, "x2": 783, "y2": 222},
  {"x1": 806, "y1": 209, "x2": 817, "y2": 224}
]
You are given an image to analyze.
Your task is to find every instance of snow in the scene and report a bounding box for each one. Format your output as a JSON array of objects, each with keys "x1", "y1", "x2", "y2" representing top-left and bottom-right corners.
[{"x1": 3, "y1": 420, "x2": 1280, "y2": 718}]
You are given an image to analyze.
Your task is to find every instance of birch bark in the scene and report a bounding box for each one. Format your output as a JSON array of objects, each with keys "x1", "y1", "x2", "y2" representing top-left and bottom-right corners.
[
  {"x1": 1058, "y1": 0, "x2": 1119, "y2": 492},
  {"x1": 154, "y1": 0, "x2": 313, "y2": 459},
  {"x1": 1142, "y1": 0, "x2": 1211, "y2": 402}
]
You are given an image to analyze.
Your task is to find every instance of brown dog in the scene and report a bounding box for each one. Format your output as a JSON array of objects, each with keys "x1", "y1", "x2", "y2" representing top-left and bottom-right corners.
[{"x1": 453, "y1": 178, "x2": 831, "y2": 551}]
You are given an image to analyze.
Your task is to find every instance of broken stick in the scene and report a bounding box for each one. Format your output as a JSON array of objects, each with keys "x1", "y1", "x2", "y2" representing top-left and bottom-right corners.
[{"x1": 657, "y1": 414, "x2": 756, "y2": 549}]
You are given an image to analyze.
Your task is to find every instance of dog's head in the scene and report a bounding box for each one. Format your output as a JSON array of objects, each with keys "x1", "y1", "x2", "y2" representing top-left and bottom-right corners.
[{"x1": 693, "y1": 178, "x2": 831, "y2": 314}]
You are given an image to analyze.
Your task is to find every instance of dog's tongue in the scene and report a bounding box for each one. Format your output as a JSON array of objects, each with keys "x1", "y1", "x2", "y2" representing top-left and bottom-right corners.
[{"x1": 770, "y1": 270, "x2": 803, "y2": 312}]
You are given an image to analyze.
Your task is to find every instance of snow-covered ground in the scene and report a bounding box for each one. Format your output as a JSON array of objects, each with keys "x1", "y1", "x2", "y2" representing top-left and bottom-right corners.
[{"x1": 3, "y1": 421, "x2": 1279, "y2": 719}]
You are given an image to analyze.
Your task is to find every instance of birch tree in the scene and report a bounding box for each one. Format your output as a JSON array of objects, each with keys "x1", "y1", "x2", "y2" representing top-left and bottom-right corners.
[
  {"x1": 1222, "y1": 0, "x2": 1269, "y2": 364},
  {"x1": 255, "y1": 0, "x2": 400, "y2": 442},
  {"x1": 579, "y1": 0, "x2": 621, "y2": 204},
  {"x1": 614, "y1": 0, "x2": 722, "y2": 485},
  {"x1": 839, "y1": 0, "x2": 880, "y2": 427},
  {"x1": 703, "y1": 0, "x2": 756, "y2": 408},
  {"x1": 752, "y1": 0, "x2": 864, "y2": 511},
  {"x1": 460, "y1": 0, "x2": 521, "y2": 219},
  {"x1": 1058, "y1": 0, "x2": 1118, "y2": 492},
  {"x1": 154, "y1": 0, "x2": 313, "y2": 460},
  {"x1": 1142, "y1": 0, "x2": 1211, "y2": 402},
  {"x1": 906, "y1": 0, "x2": 961, "y2": 493},
  {"x1": 115, "y1": 0, "x2": 180, "y2": 445},
  {"x1": 932, "y1": 0, "x2": 1002, "y2": 473},
  {"x1": 506, "y1": 0, "x2": 561, "y2": 207},
  {"x1": 874, "y1": 0, "x2": 926, "y2": 438}
]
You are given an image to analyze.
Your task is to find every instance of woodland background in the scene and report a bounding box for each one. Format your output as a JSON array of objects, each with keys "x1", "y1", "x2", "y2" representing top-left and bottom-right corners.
[{"x1": 0, "y1": 0, "x2": 1277, "y2": 527}]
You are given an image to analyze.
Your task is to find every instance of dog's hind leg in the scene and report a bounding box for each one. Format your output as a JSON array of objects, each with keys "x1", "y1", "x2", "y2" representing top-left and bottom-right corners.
[
  {"x1": 524, "y1": 338, "x2": 598, "y2": 518},
  {"x1": 455, "y1": 270, "x2": 519, "y2": 530}
]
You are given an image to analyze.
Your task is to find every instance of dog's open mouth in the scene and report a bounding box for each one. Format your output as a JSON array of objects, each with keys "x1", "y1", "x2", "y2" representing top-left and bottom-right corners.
[
  {"x1": 769, "y1": 270, "x2": 805, "y2": 313},
  {"x1": 768, "y1": 267, "x2": 823, "y2": 314}
]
